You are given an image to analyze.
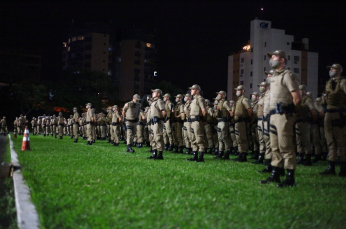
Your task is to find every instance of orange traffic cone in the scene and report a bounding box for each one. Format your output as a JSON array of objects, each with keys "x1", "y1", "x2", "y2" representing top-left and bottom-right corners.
[
  {"x1": 13, "y1": 127, "x2": 17, "y2": 138},
  {"x1": 21, "y1": 126, "x2": 31, "y2": 151}
]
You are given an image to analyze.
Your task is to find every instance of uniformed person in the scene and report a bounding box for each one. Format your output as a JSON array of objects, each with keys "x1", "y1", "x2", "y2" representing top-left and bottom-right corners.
[
  {"x1": 187, "y1": 84, "x2": 207, "y2": 162},
  {"x1": 233, "y1": 85, "x2": 252, "y2": 162},
  {"x1": 136, "y1": 108, "x2": 145, "y2": 148},
  {"x1": 181, "y1": 93, "x2": 192, "y2": 154},
  {"x1": 260, "y1": 50, "x2": 301, "y2": 187},
  {"x1": 147, "y1": 89, "x2": 166, "y2": 159},
  {"x1": 173, "y1": 94, "x2": 184, "y2": 153},
  {"x1": 314, "y1": 97, "x2": 328, "y2": 161},
  {"x1": 51, "y1": 115, "x2": 58, "y2": 138},
  {"x1": 111, "y1": 105, "x2": 121, "y2": 146},
  {"x1": 163, "y1": 93, "x2": 174, "y2": 151},
  {"x1": 320, "y1": 64, "x2": 346, "y2": 176},
  {"x1": 250, "y1": 92, "x2": 260, "y2": 160},
  {"x1": 213, "y1": 91, "x2": 233, "y2": 159},
  {"x1": 228, "y1": 100, "x2": 238, "y2": 155},
  {"x1": 252, "y1": 83, "x2": 267, "y2": 164},
  {"x1": 122, "y1": 94, "x2": 141, "y2": 153},
  {"x1": 204, "y1": 99, "x2": 215, "y2": 154},
  {"x1": 58, "y1": 112, "x2": 64, "y2": 139},
  {"x1": 0, "y1": 117, "x2": 7, "y2": 136},
  {"x1": 36, "y1": 116, "x2": 41, "y2": 134},
  {"x1": 85, "y1": 103, "x2": 94, "y2": 145},
  {"x1": 295, "y1": 85, "x2": 317, "y2": 166},
  {"x1": 106, "y1": 107, "x2": 113, "y2": 143},
  {"x1": 71, "y1": 107, "x2": 79, "y2": 142},
  {"x1": 31, "y1": 118, "x2": 36, "y2": 135}
]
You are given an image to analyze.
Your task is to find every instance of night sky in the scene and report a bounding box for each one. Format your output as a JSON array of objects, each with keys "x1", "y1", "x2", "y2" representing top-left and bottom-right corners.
[{"x1": 1, "y1": 1, "x2": 346, "y2": 100}]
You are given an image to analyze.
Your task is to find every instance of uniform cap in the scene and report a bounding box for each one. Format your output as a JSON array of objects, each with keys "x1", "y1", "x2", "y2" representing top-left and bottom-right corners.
[
  {"x1": 73, "y1": 107, "x2": 77, "y2": 110},
  {"x1": 216, "y1": 91, "x2": 226, "y2": 96},
  {"x1": 188, "y1": 84, "x2": 201, "y2": 90},
  {"x1": 113, "y1": 105, "x2": 118, "y2": 109},
  {"x1": 299, "y1": 85, "x2": 307, "y2": 90},
  {"x1": 3, "y1": 116, "x2": 6, "y2": 119},
  {"x1": 215, "y1": 94, "x2": 222, "y2": 100},
  {"x1": 205, "y1": 99, "x2": 210, "y2": 104},
  {"x1": 257, "y1": 81, "x2": 269, "y2": 87},
  {"x1": 163, "y1": 93, "x2": 171, "y2": 98},
  {"x1": 267, "y1": 50, "x2": 286, "y2": 59},
  {"x1": 175, "y1": 94, "x2": 183, "y2": 98},
  {"x1": 184, "y1": 93, "x2": 191, "y2": 98},
  {"x1": 327, "y1": 64, "x2": 343, "y2": 72},
  {"x1": 251, "y1": 92, "x2": 259, "y2": 96},
  {"x1": 86, "y1": 103, "x2": 92, "y2": 106},
  {"x1": 234, "y1": 85, "x2": 245, "y2": 91},
  {"x1": 151, "y1": 89, "x2": 162, "y2": 94},
  {"x1": 133, "y1": 94, "x2": 141, "y2": 100},
  {"x1": 315, "y1": 97, "x2": 322, "y2": 102},
  {"x1": 229, "y1": 100, "x2": 235, "y2": 104},
  {"x1": 306, "y1": 92, "x2": 312, "y2": 96},
  {"x1": 264, "y1": 69, "x2": 275, "y2": 75}
]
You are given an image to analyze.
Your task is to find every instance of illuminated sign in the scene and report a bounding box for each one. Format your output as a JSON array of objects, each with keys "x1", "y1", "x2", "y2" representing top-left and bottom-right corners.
[
  {"x1": 243, "y1": 45, "x2": 251, "y2": 51},
  {"x1": 260, "y1": 22, "x2": 269, "y2": 28}
]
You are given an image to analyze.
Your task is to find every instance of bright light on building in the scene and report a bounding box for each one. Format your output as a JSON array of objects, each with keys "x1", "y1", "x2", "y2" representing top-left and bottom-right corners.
[
  {"x1": 243, "y1": 45, "x2": 251, "y2": 51},
  {"x1": 146, "y1": 43, "x2": 152, "y2": 48}
]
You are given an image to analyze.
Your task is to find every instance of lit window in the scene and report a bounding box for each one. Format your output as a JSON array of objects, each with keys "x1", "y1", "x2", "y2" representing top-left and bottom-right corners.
[
  {"x1": 68, "y1": 39, "x2": 71, "y2": 43},
  {"x1": 72, "y1": 37, "x2": 76, "y2": 42},
  {"x1": 77, "y1": 36, "x2": 84, "y2": 41},
  {"x1": 144, "y1": 60, "x2": 147, "y2": 63},
  {"x1": 264, "y1": 67, "x2": 266, "y2": 71},
  {"x1": 108, "y1": 71, "x2": 111, "y2": 76},
  {"x1": 250, "y1": 83, "x2": 252, "y2": 89},
  {"x1": 63, "y1": 42, "x2": 67, "y2": 48},
  {"x1": 264, "y1": 55, "x2": 266, "y2": 60},
  {"x1": 241, "y1": 69, "x2": 244, "y2": 74},
  {"x1": 118, "y1": 57, "x2": 121, "y2": 62},
  {"x1": 68, "y1": 47, "x2": 70, "y2": 52},
  {"x1": 109, "y1": 47, "x2": 112, "y2": 51},
  {"x1": 146, "y1": 43, "x2": 152, "y2": 48}
]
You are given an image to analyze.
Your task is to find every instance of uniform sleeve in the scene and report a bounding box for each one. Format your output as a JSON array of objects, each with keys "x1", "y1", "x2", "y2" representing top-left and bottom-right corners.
[
  {"x1": 305, "y1": 98, "x2": 315, "y2": 110},
  {"x1": 242, "y1": 98, "x2": 251, "y2": 109},
  {"x1": 157, "y1": 100, "x2": 165, "y2": 110},
  {"x1": 223, "y1": 101, "x2": 232, "y2": 111},
  {"x1": 283, "y1": 71, "x2": 300, "y2": 92},
  {"x1": 123, "y1": 103, "x2": 128, "y2": 112},
  {"x1": 198, "y1": 97, "x2": 206, "y2": 109},
  {"x1": 341, "y1": 79, "x2": 346, "y2": 94}
]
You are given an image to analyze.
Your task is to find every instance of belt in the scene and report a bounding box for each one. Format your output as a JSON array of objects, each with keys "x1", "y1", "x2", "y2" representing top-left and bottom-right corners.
[
  {"x1": 125, "y1": 119, "x2": 138, "y2": 122},
  {"x1": 137, "y1": 122, "x2": 143, "y2": 125},
  {"x1": 235, "y1": 117, "x2": 246, "y2": 123},
  {"x1": 112, "y1": 122, "x2": 118, "y2": 126},
  {"x1": 257, "y1": 117, "x2": 263, "y2": 121},
  {"x1": 217, "y1": 117, "x2": 228, "y2": 122},
  {"x1": 59, "y1": 124, "x2": 64, "y2": 126},
  {"x1": 85, "y1": 121, "x2": 91, "y2": 124},
  {"x1": 73, "y1": 123, "x2": 79, "y2": 125},
  {"x1": 296, "y1": 118, "x2": 310, "y2": 123}
]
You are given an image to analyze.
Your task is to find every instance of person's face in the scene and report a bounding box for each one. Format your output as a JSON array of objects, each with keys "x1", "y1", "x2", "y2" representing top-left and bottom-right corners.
[
  {"x1": 152, "y1": 92, "x2": 158, "y2": 98},
  {"x1": 300, "y1": 89, "x2": 306, "y2": 95},
  {"x1": 190, "y1": 89, "x2": 198, "y2": 96},
  {"x1": 268, "y1": 74, "x2": 272, "y2": 78}
]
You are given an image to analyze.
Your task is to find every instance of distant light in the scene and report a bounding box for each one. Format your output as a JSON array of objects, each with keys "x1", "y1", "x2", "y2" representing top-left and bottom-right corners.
[
  {"x1": 154, "y1": 71, "x2": 157, "y2": 76},
  {"x1": 261, "y1": 8, "x2": 263, "y2": 11},
  {"x1": 243, "y1": 45, "x2": 251, "y2": 51},
  {"x1": 146, "y1": 43, "x2": 152, "y2": 48}
]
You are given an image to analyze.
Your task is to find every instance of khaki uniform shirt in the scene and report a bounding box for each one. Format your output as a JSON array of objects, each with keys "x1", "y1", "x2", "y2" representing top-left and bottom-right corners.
[
  {"x1": 124, "y1": 101, "x2": 141, "y2": 120},
  {"x1": 150, "y1": 98, "x2": 165, "y2": 118},
  {"x1": 190, "y1": 94, "x2": 206, "y2": 117}
]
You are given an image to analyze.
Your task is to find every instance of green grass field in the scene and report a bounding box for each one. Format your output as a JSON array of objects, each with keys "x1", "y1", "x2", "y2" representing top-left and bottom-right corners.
[{"x1": 11, "y1": 134, "x2": 346, "y2": 229}]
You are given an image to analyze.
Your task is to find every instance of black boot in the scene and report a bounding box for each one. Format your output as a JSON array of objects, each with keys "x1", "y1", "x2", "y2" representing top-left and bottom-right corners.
[
  {"x1": 92, "y1": 139, "x2": 95, "y2": 143},
  {"x1": 174, "y1": 146, "x2": 179, "y2": 153},
  {"x1": 297, "y1": 153, "x2": 304, "y2": 165},
  {"x1": 111, "y1": 140, "x2": 114, "y2": 144},
  {"x1": 155, "y1": 151, "x2": 164, "y2": 160},
  {"x1": 87, "y1": 141, "x2": 92, "y2": 145},
  {"x1": 279, "y1": 167, "x2": 285, "y2": 177},
  {"x1": 222, "y1": 150, "x2": 231, "y2": 160},
  {"x1": 232, "y1": 152, "x2": 242, "y2": 161},
  {"x1": 321, "y1": 152, "x2": 328, "y2": 161},
  {"x1": 258, "y1": 159, "x2": 272, "y2": 173},
  {"x1": 238, "y1": 153, "x2": 247, "y2": 162},
  {"x1": 59, "y1": 136, "x2": 63, "y2": 139},
  {"x1": 319, "y1": 161, "x2": 336, "y2": 175},
  {"x1": 126, "y1": 145, "x2": 135, "y2": 153},
  {"x1": 250, "y1": 151, "x2": 259, "y2": 160},
  {"x1": 196, "y1": 152, "x2": 204, "y2": 162},
  {"x1": 213, "y1": 147, "x2": 219, "y2": 155},
  {"x1": 164, "y1": 144, "x2": 168, "y2": 150},
  {"x1": 137, "y1": 143, "x2": 143, "y2": 148},
  {"x1": 207, "y1": 148, "x2": 213, "y2": 154},
  {"x1": 108, "y1": 138, "x2": 111, "y2": 143},
  {"x1": 277, "y1": 169, "x2": 296, "y2": 188},
  {"x1": 312, "y1": 154, "x2": 321, "y2": 163},
  {"x1": 168, "y1": 144, "x2": 173, "y2": 151},
  {"x1": 147, "y1": 150, "x2": 157, "y2": 159},
  {"x1": 252, "y1": 153, "x2": 264, "y2": 164},
  {"x1": 146, "y1": 141, "x2": 150, "y2": 147},
  {"x1": 70, "y1": 135, "x2": 74, "y2": 139},
  {"x1": 147, "y1": 147, "x2": 153, "y2": 153},
  {"x1": 233, "y1": 146, "x2": 239, "y2": 156},
  {"x1": 185, "y1": 148, "x2": 191, "y2": 154},
  {"x1": 260, "y1": 167, "x2": 281, "y2": 184},
  {"x1": 303, "y1": 154, "x2": 312, "y2": 166},
  {"x1": 179, "y1": 146, "x2": 184, "y2": 154},
  {"x1": 338, "y1": 162, "x2": 346, "y2": 177},
  {"x1": 74, "y1": 139, "x2": 78, "y2": 143},
  {"x1": 187, "y1": 152, "x2": 198, "y2": 161},
  {"x1": 214, "y1": 151, "x2": 224, "y2": 159}
]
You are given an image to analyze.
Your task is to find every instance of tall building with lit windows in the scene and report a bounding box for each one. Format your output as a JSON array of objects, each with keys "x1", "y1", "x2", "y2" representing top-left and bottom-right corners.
[
  {"x1": 227, "y1": 18, "x2": 318, "y2": 100},
  {"x1": 62, "y1": 24, "x2": 157, "y2": 101}
]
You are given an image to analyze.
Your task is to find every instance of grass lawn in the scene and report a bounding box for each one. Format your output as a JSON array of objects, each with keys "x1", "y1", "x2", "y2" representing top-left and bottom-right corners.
[{"x1": 11, "y1": 134, "x2": 346, "y2": 229}]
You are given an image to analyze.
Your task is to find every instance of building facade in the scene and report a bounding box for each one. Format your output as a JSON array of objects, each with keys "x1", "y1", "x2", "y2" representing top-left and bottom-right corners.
[
  {"x1": 227, "y1": 19, "x2": 318, "y2": 100},
  {"x1": 62, "y1": 24, "x2": 157, "y2": 102}
]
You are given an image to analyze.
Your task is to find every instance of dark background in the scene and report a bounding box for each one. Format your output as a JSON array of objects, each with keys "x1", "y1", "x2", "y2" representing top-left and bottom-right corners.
[{"x1": 1, "y1": 0, "x2": 346, "y2": 99}]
